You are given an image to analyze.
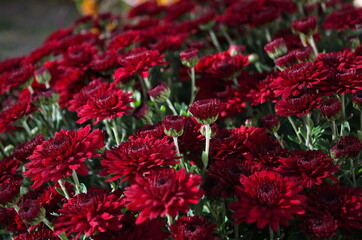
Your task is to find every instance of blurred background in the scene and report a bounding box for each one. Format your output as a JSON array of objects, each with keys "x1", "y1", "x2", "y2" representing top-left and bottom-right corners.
[
  {"x1": 1, "y1": 0, "x2": 362, "y2": 60},
  {"x1": 0, "y1": 0, "x2": 79, "y2": 60}
]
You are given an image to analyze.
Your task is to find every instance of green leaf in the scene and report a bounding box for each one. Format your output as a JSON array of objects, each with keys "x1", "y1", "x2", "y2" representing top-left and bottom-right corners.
[
  {"x1": 357, "y1": 130, "x2": 362, "y2": 142},
  {"x1": 79, "y1": 183, "x2": 87, "y2": 194},
  {"x1": 55, "y1": 187, "x2": 65, "y2": 197}
]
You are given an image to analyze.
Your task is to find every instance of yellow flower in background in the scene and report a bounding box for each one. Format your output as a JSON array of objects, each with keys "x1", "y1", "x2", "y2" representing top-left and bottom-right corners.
[
  {"x1": 156, "y1": 0, "x2": 180, "y2": 6},
  {"x1": 123, "y1": 0, "x2": 180, "y2": 7},
  {"x1": 75, "y1": 0, "x2": 100, "y2": 16}
]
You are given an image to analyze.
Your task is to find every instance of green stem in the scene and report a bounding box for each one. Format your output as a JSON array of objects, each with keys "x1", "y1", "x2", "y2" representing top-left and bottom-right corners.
[
  {"x1": 111, "y1": 120, "x2": 121, "y2": 145},
  {"x1": 58, "y1": 180, "x2": 70, "y2": 199},
  {"x1": 166, "y1": 99, "x2": 178, "y2": 115},
  {"x1": 287, "y1": 116, "x2": 302, "y2": 143},
  {"x1": 273, "y1": 132, "x2": 284, "y2": 148},
  {"x1": 55, "y1": 103, "x2": 71, "y2": 129},
  {"x1": 42, "y1": 217, "x2": 53, "y2": 230},
  {"x1": 72, "y1": 170, "x2": 81, "y2": 194},
  {"x1": 304, "y1": 114, "x2": 313, "y2": 150},
  {"x1": 265, "y1": 28, "x2": 272, "y2": 42},
  {"x1": 173, "y1": 137, "x2": 187, "y2": 171},
  {"x1": 340, "y1": 94, "x2": 346, "y2": 136},
  {"x1": 22, "y1": 120, "x2": 32, "y2": 137},
  {"x1": 203, "y1": 124, "x2": 211, "y2": 171},
  {"x1": 269, "y1": 226, "x2": 274, "y2": 240},
  {"x1": 299, "y1": 34, "x2": 307, "y2": 47},
  {"x1": 308, "y1": 36, "x2": 318, "y2": 56},
  {"x1": 209, "y1": 30, "x2": 222, "y2": 52},
  {"x1": 222, "y1": 30, "x2": 234, "y2": 45},
  {"x1": 166, "y1": 214, "x2": 173, "y2": 226},
  {"x1": 332, "y1": 120, "x2": 337, "y2": 142},
  {"x1": 190, "y1": 67, "x2": 197, "y2": 104},
  {"x1": 350, "y1": 159, "x2": 357, "y2": 188},
  {"x1": 143, "y1": 76, "x2": 151, "y2": 90}
]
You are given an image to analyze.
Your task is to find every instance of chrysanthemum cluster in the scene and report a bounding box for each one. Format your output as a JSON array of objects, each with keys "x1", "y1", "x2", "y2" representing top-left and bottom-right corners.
[{"x1": 1, "y1": 0, "x2": 362, "y2": 239}]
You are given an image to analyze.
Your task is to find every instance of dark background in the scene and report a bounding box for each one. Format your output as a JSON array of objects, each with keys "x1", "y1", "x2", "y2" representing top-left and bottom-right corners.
[{"x1": 0, "y1": 0, "x2": 79, "y2": 60}]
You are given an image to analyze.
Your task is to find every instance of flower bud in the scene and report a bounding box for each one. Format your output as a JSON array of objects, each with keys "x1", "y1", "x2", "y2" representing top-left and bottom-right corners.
[
  {"x1": 261, "y1": 114, "x2": 280, "y2": 133},
  {"x1": 319, "y1": 98, "x2": 341, "y2": 121},
  {"x1": 275, "y1": 52, "x2": 297, "y2": 70},
  {"x1": 34, "y1": 67, "x2": 51, "y2": 85},
  {"x1": 330, "y1": 136, "x2": 362, "y2": 162},
  {"x1": 163, "y1": 115, "x2": 185, "y2": 137},
  {"x1": 148, "y1": 81, "x2": 170, "y2": 103},
  {"x1": 19, "y1": 199, "x2": 46, "y2": 225},
  {"x1": 264, "y1": 38, "x2": 287, "y2": 59},
  {"x1": 352, "y1": 90, "x2": 362, "y2": 110},
  {"x1": 295, "y1": 46, "x2": 316, "y2": 62},
  {"x1": 180, "y1": 48, "x2": 199, "y2": 68},
  {"x1": 188, "y1": 99, "x2": 224, "y2": 125},
  {"x1": 32, "y1": 89, "x2": 59, "y2": 107},
  {"x1": 291, "y1": 16, "x2": 318, "y2": 36},
  {"x1": 133, "y1": 103, "x2": 153, "y2": 122},
  {"x1": 0, "y1": 180, "x2": 21, "y2": 208}
]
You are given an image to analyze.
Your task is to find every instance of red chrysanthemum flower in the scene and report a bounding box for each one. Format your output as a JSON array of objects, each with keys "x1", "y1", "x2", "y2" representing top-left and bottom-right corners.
[
  {"x1": 0, "y1": 157, "x2": 21, "y2": 183},
  {"x1": 24, "y1": 125, "x2": 105, "y2": 189},
  {"x1": 108, "y1": 30, "x2": 141, "y2": 51},
  {"x1": 274, "y1": 51, "x2": 297, "y2": 69},
  {"x1": 162, "y1": 115, "x2": 186, "y2": 137},
  {"x1": 353, "y1": 90, "x2": 362, "y2": 110},
  {"x1": 5, "y1": 64, "x2": 34, "y2": 92},
  {"x1": 275, "y1": 92, "x2": 321, "y2": 117},
  {"x1": 291, "y1": 16, "x2": 318, "y2": 35},
  {"x1": 0, "y1": 208, "x2": 26, "y2": 233},
  {"x1": 261, "y1": 114, "x2": 280, "y2": 133},
  {"x1": 229, "y1": 171, "x2": 306, "y2": 231},
  {"x1": 247, "y1": 74, "x2": 277, "y2": 105},
  {"x1": 54, "y1": 189, "x2": 125, "y2": 240},
  {"x1": 90, "y1": 50, "x2": 118, "y2": 72},
  {"x1": 205, "y1": 156, "x2": 256, "y2": 198},
  {"x1": 100, "y1": 135, "x2": 179, "y2": 182},
  {"x1": 93, "y1": 214, "x2": 169, "y2": 240},
  {"x1": 264, "y1": 38, "x2": 288, "y2": 59},
  {"x1": 0, "y1": 180, "x2": 21, "y2": 208},
  {"x1": 63, "y1": 43, "x2": 98, "y2": 69},
  {"x1": 76, "y1": 87, "x2": 133, "y2": 125},
  {"x1": 14, "y1": 228, "x2": 59, "y2": 240},
  {"x1": 319, "y1": 98, "x2": 342, "y2": 121},
  {"x1": 0, "y1": 90, "x2": 33, "y2": 134},
  {"x1": 12, "y1": 133, "x2": 44, "y2": 162},
  {"x1": 188, "y1": 99, "x2": 224, "y2": 125},
  {"x1": 170, "y1": 215, "x2": 217, "y2": 240},
  {"x1": 125, "y1": 168, "x2": 203, "y2": 224},
  {"x1": 68, "y1": 78, "x2": 110, "y2": 112},
  {"x1": 305, "y1": 184, "x2": 362, "y2": 230},
  {"x1": 195, "y1": 51, "x2": 249, "y2": 78},
  {"x1": 113, "y1": 49, "x2": 168, "y2": 82},
  {"x1": 300, "y1": 211, "x2": 337, "y2": 239},
  {"x1": 323, "y1": 4, "x2": 362, "y2": 31},
  {"x1": 277, "y1": 150, "x2": 340, "y2": 188},
  {"x1": 330, "y1": 135, "x2": 362, "y2": 161},
  {"x1": 271, "y1": 62, "x2": 328, "y2": 99}
]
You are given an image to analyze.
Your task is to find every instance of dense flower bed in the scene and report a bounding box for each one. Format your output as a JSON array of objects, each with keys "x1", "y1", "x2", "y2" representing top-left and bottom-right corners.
[{"x1": 1, "y1": 0, "x2": 362, "y2": 239}]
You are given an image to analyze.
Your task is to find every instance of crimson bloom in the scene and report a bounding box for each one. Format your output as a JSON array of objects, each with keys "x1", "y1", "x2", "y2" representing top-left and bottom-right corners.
[
  {"x1": 125, "y1": 168, "x2": 203, "y2": 224},
  {"x1": 76, "y1": 86, "x2": 133, "y2": 125},
  {"x1": 113, "y1": 49, "x2": 168, "y2": 82},
  {"x1": 93, "y1": 214, "x2": 169, "y2": 240},
  {"x1": 12, "y1": 133, "x2": 44, "y2": 162},
  {"x1": 188, "y1": 98, "x2": 224, "y2": 125},
  {"x1": 277, "y1": 150, "x2": 339, "y2": 188},
  {"x1": 229, "y1": 170, "x2": 306, "y2": 231},
  {"x1": 271, "y1": 62, "x2": 328, "y2": 99},
  {"x1": 275, "y1": 92, "x2": 321, "y2": 117},
  {"x1": 100, "y1": 135, "x2": 179, "y2": 182},
  {"x1": 54, "y1": 189, "x2": 125, "y2": 240},
  {"x1": 24, "y1": 125, "x2": 105, "y2": 189},
  {"x1": 170, "y1": 215, "x2": 217, "y2": 240}
]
